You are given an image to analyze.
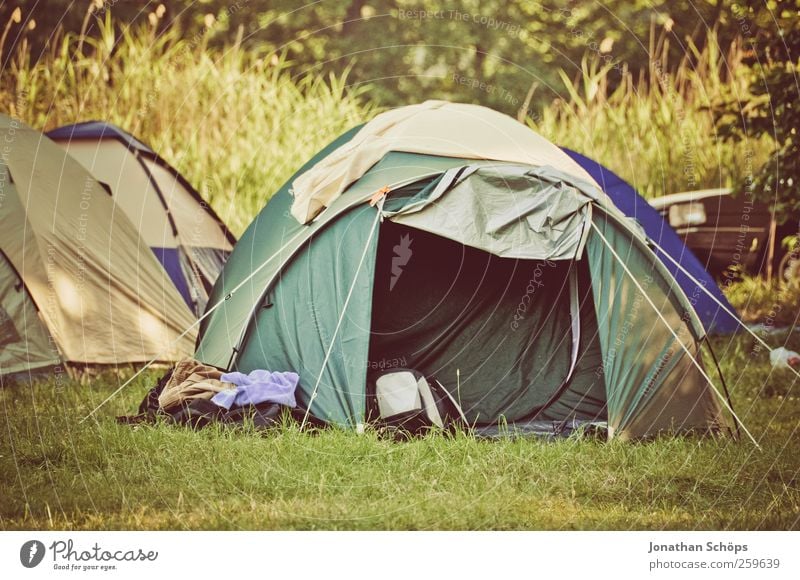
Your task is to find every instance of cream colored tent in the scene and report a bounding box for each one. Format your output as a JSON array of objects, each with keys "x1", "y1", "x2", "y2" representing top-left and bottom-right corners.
[
  {"x1": 0, "y1": 115, "x2": 195, "y2": 378},
  {"x1": 289, "y1": 100, "x2": 597, "y2": 223},
  {"x1": 48, "y1": 122, "x2": 235, "y2": 316}
]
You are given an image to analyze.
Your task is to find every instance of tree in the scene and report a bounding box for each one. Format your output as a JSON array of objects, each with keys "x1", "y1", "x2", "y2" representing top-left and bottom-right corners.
[
  {"x1": 2, "y1": 1, "x2": 752, "y2": 115},
  {"x1": 717, "y1": 0, "x2": 800, "y2": 223}
]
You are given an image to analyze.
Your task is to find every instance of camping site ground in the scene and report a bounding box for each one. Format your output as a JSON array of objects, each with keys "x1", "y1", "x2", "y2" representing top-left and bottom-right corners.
[
  {"x1": 1, "y1": 5, "x2": 799, "y2": 531},
  {"x1": 1, "y1": 333, "x2": 798, "y2": 530}
]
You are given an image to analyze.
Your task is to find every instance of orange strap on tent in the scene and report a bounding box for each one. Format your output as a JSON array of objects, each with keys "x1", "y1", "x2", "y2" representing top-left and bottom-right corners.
[{"x1": 369, "y1": 186, "x2": 390, "y2": 206}]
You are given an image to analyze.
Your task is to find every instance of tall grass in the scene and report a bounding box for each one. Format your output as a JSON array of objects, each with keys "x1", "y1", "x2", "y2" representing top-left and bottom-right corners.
[
  {"x1": 1, "y1": 11, "x2": 375, "y2": 234},
  {"x1": 1, "y1": 12, "x2": 776, "y2": 229},
  {"x1": 531, "y1": 30, "x2": 773, "y2": 200}
]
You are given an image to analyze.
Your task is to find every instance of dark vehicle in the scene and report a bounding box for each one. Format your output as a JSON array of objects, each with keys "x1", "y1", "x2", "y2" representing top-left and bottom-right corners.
[{"x1": 649, "y1": 188, "x2": 799, "y2": 282}]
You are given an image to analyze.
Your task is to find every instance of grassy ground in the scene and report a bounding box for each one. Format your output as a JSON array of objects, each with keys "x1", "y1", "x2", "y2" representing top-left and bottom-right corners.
[{"x1": 2, "y1": 333, "x2": 798, "y2": 531}]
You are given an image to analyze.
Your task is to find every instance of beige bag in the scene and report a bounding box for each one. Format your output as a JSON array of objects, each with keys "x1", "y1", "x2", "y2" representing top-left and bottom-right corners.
[{"x1": 158, "y1": 358, "x2": 234, "y2": 411}]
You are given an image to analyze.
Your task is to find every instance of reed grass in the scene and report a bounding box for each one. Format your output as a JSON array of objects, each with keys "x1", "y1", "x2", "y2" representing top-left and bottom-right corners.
[
  {"x1": 1, "y1": 11, "x2": 375, "y2": 235},
  {"x1": 530, "y1": 30, "x2": 773, "y2": 200},
  {"x1": 2, "y1": 12, "x2": 776, "y2": 232}
]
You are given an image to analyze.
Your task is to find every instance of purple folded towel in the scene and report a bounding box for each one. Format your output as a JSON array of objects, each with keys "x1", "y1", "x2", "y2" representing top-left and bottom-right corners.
[{"x1": 211, "y1": 370, "x2": 299, "y2": 410}]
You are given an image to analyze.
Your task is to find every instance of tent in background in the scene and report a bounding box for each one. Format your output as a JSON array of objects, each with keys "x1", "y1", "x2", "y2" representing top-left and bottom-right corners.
[
  {"x1": 0, "y1": 115, "x2": 195, "y2": 379},
  {"x1": 47, "y1": 122, "x2": 235, "y2": 316},
  {"x1": 193, "y1": 101, "x2": 735, "y2": 441},
  {"x1": 562, "y1": 148, "x2": 740, "y2": 335}
]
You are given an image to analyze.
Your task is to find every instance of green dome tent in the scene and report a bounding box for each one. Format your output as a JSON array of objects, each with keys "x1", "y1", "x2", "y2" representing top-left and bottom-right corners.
[
  {"x1": 194, "y1": 101, "x2": 737, "y2": 440},
  {"x1": 0, "y1": 115, "x2": 196, "y2": 379}
]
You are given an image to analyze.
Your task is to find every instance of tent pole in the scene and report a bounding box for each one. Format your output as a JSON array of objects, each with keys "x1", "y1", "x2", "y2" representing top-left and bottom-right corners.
[
  {"x1": 300, "y1": 200, "x2": 385, "y2": 430},
  {"x1": 80, "y1": 226, "x2": 309, "y2": 423},
  {"x1": 703, "y1": 336, "x2": 741, "y2": 440},
  {"x1": 648, "y1": 237, "x2": 800, "y2": 383},
  {"x1": 590, "y1": 222, "x2": 761, "y2": 449}
]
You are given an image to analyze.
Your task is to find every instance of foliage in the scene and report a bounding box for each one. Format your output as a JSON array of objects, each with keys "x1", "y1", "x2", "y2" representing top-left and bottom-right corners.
[
  {"x1": 715, "y1": 0, "x2": 800, "y2": 222},
  {"x1": 530, "y1": 30, "x2": 775, "y2": 199},
  {"x1": 1, "y1": 5, "x2": 779, "y2": 216},
  {"x1": 723, "y1": 271, "x2": 800, "y2": 326},
  {"x1": 0, "y1": 14, "x2": 375, "y2": 234},
  {"x1": 0, "y1": 1, "x2": 769, "y2": 114}
]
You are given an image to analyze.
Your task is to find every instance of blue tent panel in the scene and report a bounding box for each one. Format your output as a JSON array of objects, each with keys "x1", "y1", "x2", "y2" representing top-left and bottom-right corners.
[
  {"x1": 563, "y1": 148, "x2": 740, "y2": 335},
  {"x1": 150, "y1": 247, "x2": 193, "y2": 308}
]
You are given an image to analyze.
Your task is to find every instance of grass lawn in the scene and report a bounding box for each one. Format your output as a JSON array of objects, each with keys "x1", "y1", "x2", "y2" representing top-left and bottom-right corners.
[{"x1": 1, "y1": 333, "x2": 799, "y2": 531}]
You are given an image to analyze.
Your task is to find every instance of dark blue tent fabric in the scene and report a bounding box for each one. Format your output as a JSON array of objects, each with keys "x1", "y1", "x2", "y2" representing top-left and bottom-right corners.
[
  {"x1": 46, "y1": 121, "x2": 151, "y2": 152},
  {"x1": 563, "y1": 148, "x2": 740, "y2": 335},
  {"x1": 150, "y1": 247, "x2": 193, "y2": 309}
]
